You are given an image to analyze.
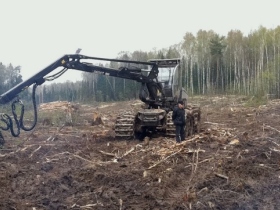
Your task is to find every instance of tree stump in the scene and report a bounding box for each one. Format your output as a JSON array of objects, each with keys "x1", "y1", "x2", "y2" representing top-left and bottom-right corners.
[{"x1": 91, "y1": 112, "x2": 103, "y2": 126}]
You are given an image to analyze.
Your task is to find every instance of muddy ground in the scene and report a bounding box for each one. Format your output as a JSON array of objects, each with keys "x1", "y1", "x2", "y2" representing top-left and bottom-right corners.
[{"x1": 0, "y1": 95, "x2": 280, "y2": 210}]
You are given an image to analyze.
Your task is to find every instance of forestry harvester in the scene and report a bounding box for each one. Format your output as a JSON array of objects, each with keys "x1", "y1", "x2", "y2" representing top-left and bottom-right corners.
[{"x1": 0, "y1": 54, "x2": 200, "y2": 143}]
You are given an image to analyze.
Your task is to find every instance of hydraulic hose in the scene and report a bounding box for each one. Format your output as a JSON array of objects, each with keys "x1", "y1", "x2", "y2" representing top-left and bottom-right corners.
[{"x1": 0, "y1": 84, "x2": 38, "y2": 137}]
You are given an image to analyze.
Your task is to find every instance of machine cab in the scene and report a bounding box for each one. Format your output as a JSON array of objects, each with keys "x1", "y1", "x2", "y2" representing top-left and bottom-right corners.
[{"x1": 148, "y1": 58, "x2": 182, "y2": 99}]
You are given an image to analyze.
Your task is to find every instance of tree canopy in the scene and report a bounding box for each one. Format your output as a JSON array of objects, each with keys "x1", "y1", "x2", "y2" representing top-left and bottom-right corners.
[{"x1": 1, "y1": 25, "x2": 280, "y2": 103}]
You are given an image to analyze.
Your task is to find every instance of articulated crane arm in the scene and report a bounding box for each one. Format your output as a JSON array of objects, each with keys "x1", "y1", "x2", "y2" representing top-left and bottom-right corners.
[{"x1": 0, "y1": 54, "x2": 161, "y2": 139}]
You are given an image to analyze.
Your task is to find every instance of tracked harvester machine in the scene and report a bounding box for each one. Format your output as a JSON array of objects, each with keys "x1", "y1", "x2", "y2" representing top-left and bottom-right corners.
[
  {"x1": 0, "y1": 54, "x2": 200, "y2": 141},
  {"x1": 114, "y1": 58, "x2": 201, "y2": 139}
]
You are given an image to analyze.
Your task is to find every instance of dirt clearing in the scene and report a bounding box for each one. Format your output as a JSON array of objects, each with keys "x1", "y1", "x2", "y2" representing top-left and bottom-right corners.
[{"x1": 0, "y1": 96, "x2": 280, "y2": 210}]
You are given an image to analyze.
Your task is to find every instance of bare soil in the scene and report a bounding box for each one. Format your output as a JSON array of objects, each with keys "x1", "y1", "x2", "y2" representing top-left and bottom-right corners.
[{"x1": 1, "y1": 96, "x2": 280, "y2": 210}]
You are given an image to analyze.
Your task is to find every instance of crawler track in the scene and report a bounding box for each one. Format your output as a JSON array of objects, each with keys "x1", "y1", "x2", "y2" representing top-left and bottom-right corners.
[
  {"x1": 114, "y1": 111, "x2": 135, "y2": 139},
  {"x1": 166, "y1": 111, "x2": 176, "y2": 136}
]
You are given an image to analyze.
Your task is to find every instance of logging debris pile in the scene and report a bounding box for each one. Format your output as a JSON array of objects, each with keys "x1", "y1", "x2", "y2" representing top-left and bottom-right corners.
[{"x1": 0, "y1": 96, "x2": 280, "y2": 209}]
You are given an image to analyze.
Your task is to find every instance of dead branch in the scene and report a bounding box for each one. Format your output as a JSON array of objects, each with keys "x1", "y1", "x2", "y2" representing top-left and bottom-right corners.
[
  {"x1": 68, "y1": 152, "x2": 95, "y2": 164},
  {"x1": 200, "y1": 157, "x2": 214, "y2": 163},
  {"x1": 186, "y1": 149, "x2": 206, "y2": 154},
  {"x1": 71, "y1": 202, "x2": 103, "y2": 209},
  {"x1": 43, "y1": 158, "x2": 60, "y2": 163},
  {"x1": 185, "y1": 157, "x2": 214, "y2": 168},
  {"x1": 19, "y1": 143, "x2": 55, "y2": 153},
  {"x1": 80, "y1": 204, "x2": 99, "y2": 209},
  {"x1": 270, "y1": 147, "x2": 280, "y2": 153},
  {"x1": 267, "y1": 139, "x2": 280, "y2": 147},
  {"x1": 190, "y1": 151, "x2": 195, "y2": 180},
  {"x1": 265, "y1": 125, "x2": 280, "y2": 133},
  {"x1": 29, "y1": 146, "x2": 42, "y2": 158},
  {"x1": 182, "y1": 136, "x2": 200, "y2": 144},
  {"x1": 194, "y1": 149, "x2": 199, "y2": 173},
  {"x1": 47, "y1": 124, "x2": 65, "y2": 141},
  {"x1": 119, "y1": 198, "x2": 123, "y2": 210},
  {"x1": 99, "y1": 150, "x2": 116, "y2": 157},
  {"x1": 25, "y1": 143, "x2": 56, "y2": 147},
  {"x1": 17, "y1": 127, "x2": 38, "y2": 148},
  {"x1": 48, "y1": 151, "x2": 96, "y2": 164},
  {"x1": 189, "y1": 149, "x2": 202, "y2": 182},
  {"x1": 147, "y1": 149, "x2": 183, "y2": 170},
  {"x1": 256, "y1": 164, "x2": 274, "y2": 169},
  {"x1": 46, "y1": 151, "x2": 119, "y2": 166},
  {"x1": 20, "y1": 145, "x2": 34, "y2": 152},
  {"x1": 204, "y1": 122, "x2": 226, "y2": 126},
  {"x1": 121, "y1": 147, "x2": 135, "y2": 158},
  {"x1": 236, "y1": 152, "x2": 243, "y2": 159},
  {"x1": 104, "y1": 146, "x2": 136, "y2": 161},
  {"x1": 197, "y1": 187, "x2": 208, "y2": 195},
  {"x1": 215, "y1": 173, "x2": 229, "y2": 181}
]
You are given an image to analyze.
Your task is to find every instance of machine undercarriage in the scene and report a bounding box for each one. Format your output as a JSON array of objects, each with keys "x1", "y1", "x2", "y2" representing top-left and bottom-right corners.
[{"x1": 115, "y1": 104, "x2": 201, "y2": 139}]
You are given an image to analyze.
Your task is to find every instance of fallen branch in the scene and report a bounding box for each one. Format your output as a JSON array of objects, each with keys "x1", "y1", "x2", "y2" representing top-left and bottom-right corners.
[
  {"x1": 185, "y1": 157, "x2": 214, "y2": 168},
  {"x1": 181, "y1": 136, "x2": 200, "y2": 144},
  {"x1": 265, "y1": 125, "x2": 280, "y2": 133},
  {"x1": 48, "y1": 151, "x2": 96, "y2": 164},
  {"x1": 197, "y1": 187, "x2": 208, "y2": 195},
  {"x1": 19, "y1": 145, "x2": 34, "y2": 152},
  {"x1": 267, "y1": 139, "x2": 280, "y2": 147},
  {"x1": 204, "y1": 122, "x2": 226, "y2": 126},
  {"x1": 214, "y1": 189, "x2": 242, "y2": 195},
  {"x1": 189, "y1": 148, "x2": 202, "y2": 182},
  {"x1": 200, "y1": 157, "x2": 214, "y2": 163},
  {"x1": 121, "y1": 147, "x2": 135, "y2": 158},
  {"x1": 46, "y1": 151, "x2": 118, "y2": 166},
  {"x1": 19, "y1": 143, "x2": 55, "y2": 153},
  {"x1": 80, "y1": 204, "x2": 99, "y2": 209},
  {"x1": 270, "y1": 147, "x2": 280, "y2": 153},
  {"x1": 69, "y1": 152, "x2": 95, "y2": 164},
  {"x1": 236, "y1": 152, "x2": 243, "y2": 159},
  {"x1": 47, "y1": 124, "x2": 65, "y2": 141},
  {"x1": 186, "y1": 149, "x2": 206, "y2": 154},
  {"x1": 43, "y1": 158, "x2": 60, "y2": 163},
  {"x1": 194, "y1": 149, "x2": 199, "y2": 173},
  {"x1": 29, "y1": 146, "x2": 42, "y2": 158},
  {"x1": 71, "y1": 202, "x2": 103, "y2": 209},
  {"x1": 147, "y1": 149, "x2": 183, "y2": 170},
  {"x1": 119, "y1": 198, "x2": 123, "y2": 210},
  {"x1": 99, "y1": 150, "x2": 116, "y2": 157},
  {"x1": 256, "y1": 163, "x2": 274, "y2": 169},
  {"x1": 215, "y1": 172, "x2": 229, "y2": 181},
  {"x1": 17, "y1": 127, "x2": 37, "y2": 148},
  {"x1": 25, "y1": 143, "x2": 56, "y2": 147}
]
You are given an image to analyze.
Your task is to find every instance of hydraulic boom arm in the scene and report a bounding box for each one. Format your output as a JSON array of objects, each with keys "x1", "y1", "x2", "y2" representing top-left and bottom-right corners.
[
  {"x1": 0, "y1": 54, "x2": 159, "y2": 105},
  {"x1": 0, "y1": 54, "x2": 164, "y2": 138}
]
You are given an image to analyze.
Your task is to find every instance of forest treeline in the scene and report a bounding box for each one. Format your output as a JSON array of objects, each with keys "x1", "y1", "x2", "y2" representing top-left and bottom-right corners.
[{"x1": 1, "y1": 25, "x2": 280, "y2": 104}]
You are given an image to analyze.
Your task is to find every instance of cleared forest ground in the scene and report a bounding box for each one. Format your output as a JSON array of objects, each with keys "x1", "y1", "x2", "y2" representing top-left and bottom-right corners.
[{"x1": 0, "y1": 95, "x2": 280, "y2": 210}]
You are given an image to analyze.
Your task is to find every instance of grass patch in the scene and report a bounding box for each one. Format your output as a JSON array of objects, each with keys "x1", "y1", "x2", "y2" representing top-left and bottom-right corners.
[{"x1": 244, "y1": 95, "x2": 268, "y2": 107}]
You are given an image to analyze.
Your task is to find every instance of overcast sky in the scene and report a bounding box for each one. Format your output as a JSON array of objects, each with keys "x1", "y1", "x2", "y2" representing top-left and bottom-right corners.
[{"x1": 0, "y1": 0, "x2": 279, "y2": 83}]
